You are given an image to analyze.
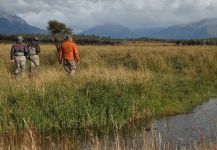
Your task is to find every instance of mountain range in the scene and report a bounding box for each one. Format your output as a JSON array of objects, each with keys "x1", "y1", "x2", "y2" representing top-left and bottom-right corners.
[
  {"x1": 80, "y1": 19, "x2": 217, "y2": 39},
  {"x1": 1, "y1": 10, "x2": 217, "y2": 39},
  {"x1": 0, "y1": 11, "x2": 47, "y2": 34},
  {"x1": 79, "y1": 23, "x2": 136, "y2": 39}
]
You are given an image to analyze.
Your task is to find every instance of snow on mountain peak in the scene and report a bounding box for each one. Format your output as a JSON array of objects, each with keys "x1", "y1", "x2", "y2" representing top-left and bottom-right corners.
[{"x1": 0, "y1": 11, "x2": 26, "y2": 24}]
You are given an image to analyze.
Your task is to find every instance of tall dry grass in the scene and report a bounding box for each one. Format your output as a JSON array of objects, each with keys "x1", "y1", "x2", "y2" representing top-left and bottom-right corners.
[
  {"x1": 0, "y1": 42, "x2": 216, "y2": 129},
  {"x1": 0, "y1": 127, "x2": 216, "y2": 150}
]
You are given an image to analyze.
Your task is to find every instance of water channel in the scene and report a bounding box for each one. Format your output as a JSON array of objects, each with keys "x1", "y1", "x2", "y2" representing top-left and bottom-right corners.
[
  {"x1": 154, "y1": 98, "x2": 217, "y2": 148},
  {"x1": 84, "y1": 98, "x2": 217, "y2": 149}
]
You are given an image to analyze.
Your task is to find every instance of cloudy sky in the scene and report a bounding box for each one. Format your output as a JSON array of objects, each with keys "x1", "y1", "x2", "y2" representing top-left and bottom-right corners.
[{"x1": 0, "y1": 0, "x2": 217, "y2": 32}]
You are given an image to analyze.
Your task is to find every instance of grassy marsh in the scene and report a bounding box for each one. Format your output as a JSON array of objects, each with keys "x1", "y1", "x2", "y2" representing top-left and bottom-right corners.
[{"x1": 0, "y1": 43, "x2": 216, "y2": 131}]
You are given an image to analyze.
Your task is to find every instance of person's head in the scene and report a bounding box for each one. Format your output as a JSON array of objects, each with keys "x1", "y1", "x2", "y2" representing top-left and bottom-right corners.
[
  {"x1": 33, "y1": 37, "x2": 39, "y2": 42},
  {"x1": 17, "y1": 36, "x2": 24, "y2": 42},
  {"x1": 65, "y1": 35, "x2": 72, "y2": 41}
]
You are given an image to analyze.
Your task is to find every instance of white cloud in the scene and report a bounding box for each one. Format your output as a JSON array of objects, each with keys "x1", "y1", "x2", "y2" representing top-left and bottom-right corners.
[{"x1": 1, "y1": 0, "x2": 217, "y2": 32}]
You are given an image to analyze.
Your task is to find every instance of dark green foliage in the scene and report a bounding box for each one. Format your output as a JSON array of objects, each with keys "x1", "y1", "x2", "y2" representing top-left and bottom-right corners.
[
  {"x1": 78, "y1": 81, "x2": 143, "y2": 126},
  {"x1": 47, "y1": 20, "x2": 73, "y2": 51},
  {"x1": 175, "y1": 39, "x2": 217, "y2": 45},
  {"x1": 3, "y1": 81, "x2": 144, "y2": 129},
  {"x1": 47, "y1": 20, "x2": 72, "y2": 35},
  {"x1": 0, "y1": 34, "x2": 123, "y2": 45}
]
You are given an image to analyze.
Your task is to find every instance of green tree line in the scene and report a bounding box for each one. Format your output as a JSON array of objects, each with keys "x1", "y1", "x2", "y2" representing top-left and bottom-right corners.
[{"x1": 0, "y1": 34, "x2": 123, "y2": 45}]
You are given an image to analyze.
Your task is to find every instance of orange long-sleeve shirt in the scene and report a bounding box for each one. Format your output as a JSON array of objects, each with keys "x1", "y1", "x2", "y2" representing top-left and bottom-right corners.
[{"x1": 59, "y1": 40, "x2": 80, "y2": 63}]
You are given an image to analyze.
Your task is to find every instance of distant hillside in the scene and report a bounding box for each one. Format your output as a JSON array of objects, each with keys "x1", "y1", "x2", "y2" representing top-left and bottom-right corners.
[
  {"x1": 80, "y1": 18, "x2": 217, "y2": 39},
  {"x1": 133, "y1": 27, "x2": 164, "y2": 38},
  {"x1": 0, "y1": 11, "x2": 47, "y2": 34},
  {"x1": 80, "y1": 23, "x2": 136, "y2": 38},
  {"x1": 149, "y1": 18, "x2": 217, "y2": 39}
]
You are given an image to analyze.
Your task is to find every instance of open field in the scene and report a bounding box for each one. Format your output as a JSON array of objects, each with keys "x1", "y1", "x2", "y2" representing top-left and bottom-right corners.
[{"x1": 0, "y1": 43, "x2": 217, "y2": 131}]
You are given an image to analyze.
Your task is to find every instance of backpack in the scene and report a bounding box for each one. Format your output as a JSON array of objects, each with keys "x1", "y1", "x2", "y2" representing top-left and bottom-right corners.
[
  {"x1": 28, "y1": 46, "x2": 37, "y2": 55},
  {"x1": 13, "y1": 43, "x2": 26, "y2": 56}
]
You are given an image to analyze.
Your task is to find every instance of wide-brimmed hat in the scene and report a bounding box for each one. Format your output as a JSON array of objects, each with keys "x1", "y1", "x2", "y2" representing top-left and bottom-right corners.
[{"x1": 34, "y1": 37, "x2": 39, "y2": 42}]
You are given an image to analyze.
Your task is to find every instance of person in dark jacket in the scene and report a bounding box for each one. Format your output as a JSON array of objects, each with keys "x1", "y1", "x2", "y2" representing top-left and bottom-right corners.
[
  {"x1": 11, "y1": 36, "x2": 27, "y2": 77},
  {"x1": 26, "y1": 37, "x2": 41, "y2": 77}
]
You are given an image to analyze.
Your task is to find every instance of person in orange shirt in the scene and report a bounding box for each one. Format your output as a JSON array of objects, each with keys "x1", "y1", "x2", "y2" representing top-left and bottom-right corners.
[{"x1": 59, "y1": 35, "x2": 80, "y2": 75}]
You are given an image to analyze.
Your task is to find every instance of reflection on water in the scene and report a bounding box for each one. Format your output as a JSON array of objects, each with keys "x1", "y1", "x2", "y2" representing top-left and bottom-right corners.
[
  {"x1": 52, "y1": 98, "x2": 217, "y2": 149},
  {"x1": 0, "y1": 99, "x2": 216, "y2": 149},
  {"x1": 154, "y1": 98, "x2": 217, "y2": 148},
  {"x1": 81, "y1": 98, "x2": 217, "y2": 149}
]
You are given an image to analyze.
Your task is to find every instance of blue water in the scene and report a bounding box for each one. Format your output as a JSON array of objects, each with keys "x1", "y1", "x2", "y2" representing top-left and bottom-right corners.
[{"x1": 154, "y1": 98, "x2": 217, "y2": 148}]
